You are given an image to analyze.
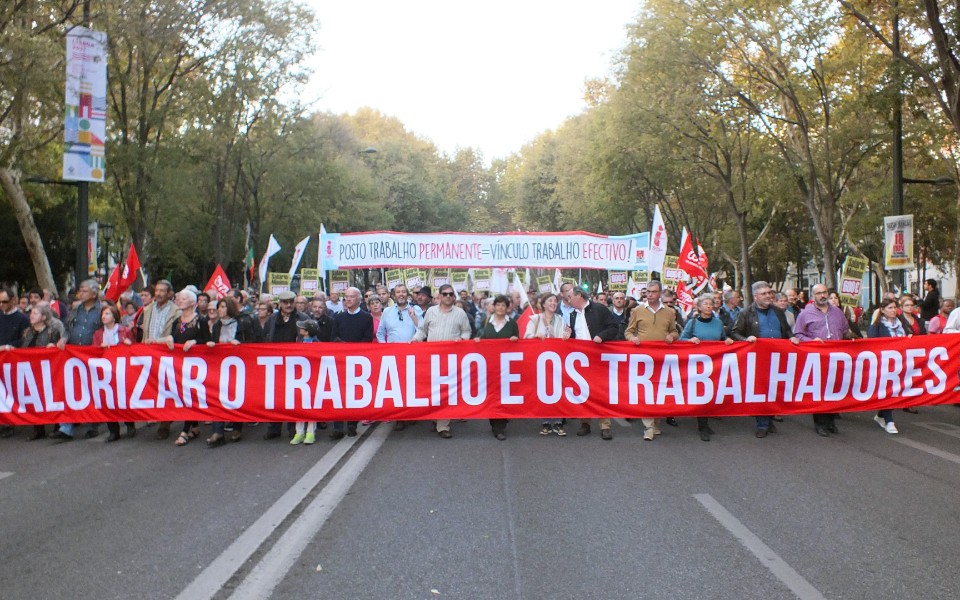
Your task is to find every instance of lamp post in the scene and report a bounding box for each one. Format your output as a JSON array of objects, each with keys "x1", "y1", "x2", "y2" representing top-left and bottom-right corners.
[{"x1": 100, "y1": 221, "x2": 114, "y2": 280}]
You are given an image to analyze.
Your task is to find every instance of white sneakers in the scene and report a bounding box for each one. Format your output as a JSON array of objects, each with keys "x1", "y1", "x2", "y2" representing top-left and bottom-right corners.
[
  {"x1": 643, "y1": 428, "x2": 655, "y2": 441},
  {"x1": 874, "y1": 415, "x2": 898, "y2": 434}
]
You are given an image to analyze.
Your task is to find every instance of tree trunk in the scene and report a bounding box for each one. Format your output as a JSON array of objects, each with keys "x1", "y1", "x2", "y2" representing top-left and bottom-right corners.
[{"x1": 0, "y1": 167, "x2": 58, "y2": 294}]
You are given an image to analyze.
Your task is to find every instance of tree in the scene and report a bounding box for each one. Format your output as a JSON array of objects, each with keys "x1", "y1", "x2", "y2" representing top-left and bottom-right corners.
[{"x1": 0, "y1": 1, "x2": 82, "y2": 293}]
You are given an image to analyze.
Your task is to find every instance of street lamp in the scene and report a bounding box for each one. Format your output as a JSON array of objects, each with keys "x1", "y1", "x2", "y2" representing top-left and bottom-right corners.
[{"x1": 100, "y1": 221, "x2": 114, "y2": 280}]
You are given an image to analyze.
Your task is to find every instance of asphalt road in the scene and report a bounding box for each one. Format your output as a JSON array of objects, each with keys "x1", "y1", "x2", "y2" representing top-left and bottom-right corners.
[{"x1": 2, "y1": 406, "x2": 959, "y2": 600}]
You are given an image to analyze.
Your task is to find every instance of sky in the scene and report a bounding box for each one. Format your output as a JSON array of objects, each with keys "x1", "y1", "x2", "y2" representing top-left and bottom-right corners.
[{"x1": 303, "y1": 1, "x2": 641, "y2": 161}]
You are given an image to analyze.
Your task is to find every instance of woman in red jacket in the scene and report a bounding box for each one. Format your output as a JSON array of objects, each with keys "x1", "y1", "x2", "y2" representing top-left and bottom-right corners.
[{"x1": 93, "y1": 303, "x2": 135, "y2": 442}]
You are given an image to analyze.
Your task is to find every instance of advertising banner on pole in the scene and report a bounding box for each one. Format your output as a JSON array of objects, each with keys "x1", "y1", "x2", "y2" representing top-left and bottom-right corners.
[
  {"x1": 63, "y1": 27, "x2": 107, "y2": 182},
  {"x1": 884, "y1": 215, "x2": 914, "y2": 270}
]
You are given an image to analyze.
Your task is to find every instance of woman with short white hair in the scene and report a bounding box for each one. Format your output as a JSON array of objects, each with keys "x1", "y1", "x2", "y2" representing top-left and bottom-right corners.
[{"x1": 157, "y1": 289, "x2": 210, "y2": 445}]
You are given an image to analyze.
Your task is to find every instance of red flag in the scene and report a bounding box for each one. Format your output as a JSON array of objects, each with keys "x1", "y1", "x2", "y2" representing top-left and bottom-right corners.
[
  {"x1": 118, "y1": 244, "x2": 141, "y2": 292},
  {"x1": 204, "y1": 264, "x2": 233, "y2": 300},
  {"x1": 677, "y1": 228, "x2": 707, "y2": 280},
  {"x1": 103, "y1": 264, "x2": 122, "y2": 302},
  {"x1": 675, "y1": 280, "x2": 695, "y2": 315},
  {"x1": 515, "y1": 305, "x2": 535, "y2": 337},
  {"x1": 696, "y1": 239, "x2": 708, "y2": 273}
]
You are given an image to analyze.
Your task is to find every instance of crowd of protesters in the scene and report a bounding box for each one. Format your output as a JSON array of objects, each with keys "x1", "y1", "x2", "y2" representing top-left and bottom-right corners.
[{"x1": 0, "y1": 276, "x2": 953, "y2": 445}]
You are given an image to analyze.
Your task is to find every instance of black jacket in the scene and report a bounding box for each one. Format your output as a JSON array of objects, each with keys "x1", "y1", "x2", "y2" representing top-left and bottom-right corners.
[
  {"x1": 572, "y1": 300, "x2": 619, "y2": 341},
  {"x1": 731, "y1": 303, "x2": 793, "y2": 340}
]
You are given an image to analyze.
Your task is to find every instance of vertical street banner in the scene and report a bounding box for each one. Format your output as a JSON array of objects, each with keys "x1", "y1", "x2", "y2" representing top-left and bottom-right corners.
[
  {"x1": 839, "y1": 257, "x2": 868, "y2": 307},
  {"x1": 661, "y1": 256, "x2": 682, "y2": 287},
  {"x1": 884, "y1": 215, "x2": 914, "y2": 270},
  {"x1": 432, "y1": 268, "x2": 451, "y2": 289},
  {"x1": 404, "y1": 268, "x2": 423, "y2": 289},
  {"x1": 330, "y1": 270, "x2": 350, "y2": 293},
  {"x1": 64, "y1": 27, "x2": 107, "y2": 182},
  {"x1": 536, "y1": 275, "x2": 553, "y2": 294},
  {"x1": 627, "y1": 270, "x2": 650, "y2": 300},
  {"x1": 267, "y1": 273, "x2": 291, "y2": 296},
  {"x1": 87, "y1": 221, "x2": 98, "y2": 277},
  {"x1": 471, "y1": 269, "x2": 492, "y2": 292},
  {"x1": 450, "y1": 270, "x2": 469, "y2": 294},
  {"x1": 384, "y1": 269, "x2": 404, "y2": 290},
  {"x1": 607, "y1": 271, "x2": 628, "y2": 291},
  {"x1": 299, "y1": 268, "x2": 320, "y2": 294}
]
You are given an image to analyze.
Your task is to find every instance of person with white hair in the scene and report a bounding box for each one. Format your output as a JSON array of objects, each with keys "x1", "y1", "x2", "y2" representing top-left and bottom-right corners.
[
  {"x1": 156, "y1": 288, "x2": 210, "y2": 446},
  {"x1": 50, "y1": 279, "x2": 102, "y2": 441}
]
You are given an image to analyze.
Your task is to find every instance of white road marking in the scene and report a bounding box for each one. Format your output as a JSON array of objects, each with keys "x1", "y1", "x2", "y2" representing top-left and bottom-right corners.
[
  {"x1": 914, "y1": 422, "x2": 960, "y2": 440},
  {"x1": 694, "y1": 493, "x2": 827, "y2": 600},
  {"x1": 0, "y1": 472, "x2": 12, "y2": 481},
  {"x1": 229, "y1": 423, "x2": 392, "y2": 600},
  {"x1": 891, "y1": 437, "x2": 960, "y2": 465},
  {"x1": 175, "y1": 427, "x2": 373, "y2": 600}
]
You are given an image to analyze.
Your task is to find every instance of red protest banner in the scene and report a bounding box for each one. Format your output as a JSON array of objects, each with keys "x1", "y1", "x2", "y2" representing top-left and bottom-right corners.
[{"x1": 0, "y1": 337, "x2": 956, "y2": 425}]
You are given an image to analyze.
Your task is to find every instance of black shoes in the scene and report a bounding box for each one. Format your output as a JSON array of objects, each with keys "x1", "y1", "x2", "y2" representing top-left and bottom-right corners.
[
  {"x1": 600, "y1": 429, "x2": 613, "y2": 441},
  {"x1": 699, "y1": 430, "x2": 711, "y2": 442},
  {"x1": 346, "y1": 428, "x2": 358, "y2": 437},
  {"x1": 576, "y1": 423, "x2": 591, "y2": 436},
  {"x1": 125, "y1": 424, "x2": 136, "y2": 438},
  {"x1": 826, "y1": 424, "x2": 839, "y2": 434},
  {"x1": 438, "y1": 430, "x2": 452, "y2": 439},
  {"x1": 394, "y1": 422, "x2": 406, "y2": 431},
  {"x1": 84, "y1": 429, "x2": 100, "y2": 439},
  {"x1": 814, "y1": 426, "x2": 830, "y2": 437},
  {"x1": 495, "y1": 433, "x2": 506, "y2": 441},
  {"x1": 263, "y1": 431, "x2": 281, "y2": 440},
  {"x1": 329, "y1": 431, "x2": 345, "y2": 440},
  {"x1": 665, "y1": 417, "x2": 679, "y2": 427},
  {"x1": 105, "y1": 433, "x2": 121, "y2": 443},
  {"x1": 755, "y1": 429, "x2": 768, "y2": 438}
]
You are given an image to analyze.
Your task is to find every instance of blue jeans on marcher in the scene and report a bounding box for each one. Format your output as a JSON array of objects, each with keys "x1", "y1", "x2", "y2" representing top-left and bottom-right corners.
[{"x1": 755, "y1": 416, "x2": 770, "y2": 430}]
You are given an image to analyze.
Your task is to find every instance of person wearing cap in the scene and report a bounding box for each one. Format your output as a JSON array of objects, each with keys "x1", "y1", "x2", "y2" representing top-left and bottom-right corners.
[
  {"x1": 329, "y1": 287, "x2": 375, "y2": 439},
  {"x1": 263, "y1": 290, "x2": 310, "y2": 441},
  {"x1": 290, "y1": 319, "x2": 321, "y2": 446},
  {"x1": 414, "y1": 286, "x2": 433, "y2": 314}
]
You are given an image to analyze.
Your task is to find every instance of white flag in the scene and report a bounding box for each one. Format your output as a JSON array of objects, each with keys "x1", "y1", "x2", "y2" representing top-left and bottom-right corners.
[
  {"x1": 258, "y1": 234, "x2": 282, "y2": 286},
  {"x1": 648, "y1": 204, "x2": 667, "y2": 273},
  {"x1": 552, "y1": 268, "x2": 562, "y2": 294},
  {"x1": 288, "y1": 236, "x2": 310, "y2": 277},
  {"x1": 597, "y1": 280, "x2": 603, "y2": 294}
]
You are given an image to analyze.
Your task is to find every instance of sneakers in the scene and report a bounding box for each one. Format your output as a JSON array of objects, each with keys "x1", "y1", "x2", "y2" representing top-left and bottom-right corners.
[
  {"x1": 873, "y1": 415, "x2": 886, "y2": 429},
  {"x1": 643, "y1": 428, "x2": 655, "y2": 441},
  {"x1": 304, "y1": 432, "x2": 316, "y2": 444},
  {"x1": 885, "y1": 422, "x2": 899, "y2": 434},
  {"x1": 540, "y1": 424, "x2": 552, "y2": 436},
  {"x1": 553, "y1": 424, "x2": 567, "y2": 436},
  {"x1": 290, "y1": 433, "x2": 305, "y2": 445},
  {"x1": 652, "y1": 427, "x2": 662, "y2": 436}
]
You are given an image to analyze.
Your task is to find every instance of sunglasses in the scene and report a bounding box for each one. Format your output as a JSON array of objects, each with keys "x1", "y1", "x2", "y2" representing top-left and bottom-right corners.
[{"x1": 440, "y1": 292, "x2": 455, "y2": 297}]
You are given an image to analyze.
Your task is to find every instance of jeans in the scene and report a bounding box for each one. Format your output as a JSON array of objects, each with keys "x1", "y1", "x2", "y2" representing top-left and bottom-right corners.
[
  {"x1": 878, "y1": 409, "x2": 894, "y2": 424},
  {"x1": 755, "y1": 416, "x2": 770, "y2": 430}
]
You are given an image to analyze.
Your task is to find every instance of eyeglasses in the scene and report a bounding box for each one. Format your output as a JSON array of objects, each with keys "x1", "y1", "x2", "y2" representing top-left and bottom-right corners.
[
  {"x1": 440, "y1": 292, "x2": 455, "y2": 297},
  {"x1": 0, "y1": 299, "x2": 9, "y2": 305},
  {"x1": 279, "y1": 299, "x2": 294, "y2": 304}
]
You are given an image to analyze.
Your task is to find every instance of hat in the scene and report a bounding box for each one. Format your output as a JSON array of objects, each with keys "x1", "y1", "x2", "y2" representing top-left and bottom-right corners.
[
  {"x1": 296, "y1": 319, "x2": 319, "y2": 337},
  {"x1": 417, "y1": 286, "x2": 433, "y2": 297},
  {"x1": 277, "y1": 291, "x2": 296, "y2": 301}
]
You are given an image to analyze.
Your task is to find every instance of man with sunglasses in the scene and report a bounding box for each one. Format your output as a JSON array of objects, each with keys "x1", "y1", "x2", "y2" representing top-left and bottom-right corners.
[{"x1": 412, "y1": 284, "x2": 472, "y2": 438}]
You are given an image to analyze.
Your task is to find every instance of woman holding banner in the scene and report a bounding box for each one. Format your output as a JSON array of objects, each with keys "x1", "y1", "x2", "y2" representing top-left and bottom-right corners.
[
  {"x1": 525, "y1": 293, "x2": 568, "y2": 436},
  {"x1": 205, "y1": 297, "x2": 257, "y2": 447},
  {"x1": 867, "y1": 298, "x2": 906, "y2": 434},
  {"x1": 9, "y1": 302, "x2": 63, "y2": 441},
  {"x1": 94, "y1": 303, "x2": 136, "y2": 442},
  {"x1": 478, "y1": 295, "x2": 519, "y2": 440},
  {"x1": 157, "y1": 289, "x2": 210, "y2": 446},
  {"x1": 680, "y1": 295, "x2": 733, "y2": 442}
]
